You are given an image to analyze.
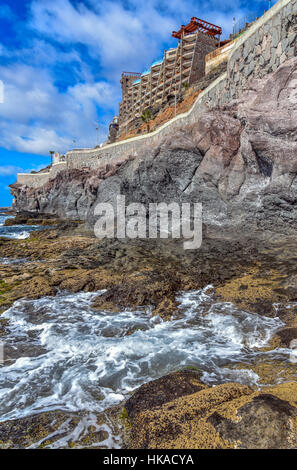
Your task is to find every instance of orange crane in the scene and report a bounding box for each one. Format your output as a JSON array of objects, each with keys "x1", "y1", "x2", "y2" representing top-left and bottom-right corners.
[{"x1": 172, "y1": 17, "x2": 222, "y2": 39}]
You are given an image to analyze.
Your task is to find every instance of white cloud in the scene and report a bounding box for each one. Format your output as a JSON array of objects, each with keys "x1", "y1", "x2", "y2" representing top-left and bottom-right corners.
[
  {"x1": 0, "y1": 164, "x2": 48, "y2": 177},
  {"x1": 0, "y1": 38, "x2": 82, "y2": 67},
  {"x1": 0, "y1": 165, "x2": 23, "y2": 176},
  {"x1": 29, "y1": 0, "x2": 177, "y2": 78},
  {"x1": 0, "y1": 61, "x2": 117, "y2": 154}
]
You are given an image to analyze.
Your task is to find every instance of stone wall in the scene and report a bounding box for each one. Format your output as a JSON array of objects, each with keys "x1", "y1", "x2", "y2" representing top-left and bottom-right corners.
[
  {"x1": 48, "y1": 162, "x2": 67, "y2": 178},
  {"x1": 17, "y1": 172, "x2": 51, "y2": 189},
  {"x1": 224, "y1": 0, "x2": 297, "y2": 101},
  {"x1": 16, "y1": 0, "x2": 296, "y2": 189},
  {"x1": 16, "y1": 162, "x2": 67, "y2": 188}
]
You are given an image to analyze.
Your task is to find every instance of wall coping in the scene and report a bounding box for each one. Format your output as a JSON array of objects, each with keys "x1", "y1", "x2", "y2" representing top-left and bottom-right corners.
[
  {"x1": 66, "y1": 71, "x2": 227, "y2": 156},
  {"x1": 17, "y1": 161, "x2": 66, "y2": 177},
  {"x1": 17, "y1": 172, "x2": 51, "y2": 176}
]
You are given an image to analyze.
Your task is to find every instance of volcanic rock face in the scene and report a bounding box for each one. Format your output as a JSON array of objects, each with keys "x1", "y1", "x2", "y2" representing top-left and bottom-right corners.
[
  {"x1": 10, "y1": 57, "x2": 297, "y2": 235},
  {"x1": 122, "y1": 372, "x2": 297, "y2": 449}
]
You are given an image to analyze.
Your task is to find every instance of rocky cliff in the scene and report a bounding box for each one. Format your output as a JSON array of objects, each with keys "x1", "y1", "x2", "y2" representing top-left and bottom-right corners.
[{"x1": 10, "y1": 57, "x2": 297, "y2": 237}]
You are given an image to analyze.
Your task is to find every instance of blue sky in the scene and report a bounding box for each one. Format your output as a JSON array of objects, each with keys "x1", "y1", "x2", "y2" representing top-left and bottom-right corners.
[{"x1": 0, "y1": 0, "x2": 277, "y2": 206}]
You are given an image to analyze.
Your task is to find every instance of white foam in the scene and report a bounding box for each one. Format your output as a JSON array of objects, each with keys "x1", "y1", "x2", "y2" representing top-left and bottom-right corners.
[
  {"x1": 0, "y1": 214, "x2": 46, "y2": 239},
  {"x1": 0, "y1": 288, "x2": 288, "y2": 447}
]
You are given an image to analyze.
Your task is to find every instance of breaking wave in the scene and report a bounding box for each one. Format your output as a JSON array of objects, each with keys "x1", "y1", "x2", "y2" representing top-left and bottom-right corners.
[
  {"x1": 0, "y1": 214, "x2": 41, "y2": 240},
  {"x1": 0, "y1": 287, "x2": 287, "y2": 426}
]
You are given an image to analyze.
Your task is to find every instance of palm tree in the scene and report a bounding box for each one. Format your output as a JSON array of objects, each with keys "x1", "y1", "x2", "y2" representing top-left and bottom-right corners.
[
  {"x1": 141, "y1": 109, "x2": 151, "y2": 133},
  {"x1": 49, "y1": 150, "x2": 54, "y2": 167}
]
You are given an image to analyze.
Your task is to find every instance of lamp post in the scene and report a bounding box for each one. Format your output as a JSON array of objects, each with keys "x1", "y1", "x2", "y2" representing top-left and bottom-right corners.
[
  {"x1": 94, "y1": 121, "x2": 100, "y2": 147},
  {"x1": 96, "y1": 126, "x2": 99, "y2": 146},
  {"x1": 174, "y1": 76, "x2": 177, "y2": 117},
  {"x1": 126, "y1": 101, "x2": 128, "y2": 137}
]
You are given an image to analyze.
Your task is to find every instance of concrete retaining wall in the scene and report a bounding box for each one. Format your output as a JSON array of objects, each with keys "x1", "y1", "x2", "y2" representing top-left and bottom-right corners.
[
  {"x1": 205, "y1": 39, "x2": 237, "y2": 75},
  {"x1": 49, "y1": 162, "x2": 67, "y2": 178},
  {"x1": 17, "y1": 0, "x2": 296, "y2": 188},
  {"x1": 16, "y1": 162, "x2": 67, "y2": 188}
]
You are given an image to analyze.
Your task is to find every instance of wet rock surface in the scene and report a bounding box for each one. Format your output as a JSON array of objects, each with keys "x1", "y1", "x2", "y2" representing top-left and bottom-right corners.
[
  {"x1": 124, "y1": 377, "x2": 297, "y2": 449},
  {"x1": 276, "y1": 327, "x2": 297, "y2": 347},
  {"x1": 0, "y1": 407, "x2": 122, "y2": 449},
  {"x1": 125, "y1": 370, "x2": 207, "y2": 419},
  {"x1": 208, "y1": 393, "x2": 297, "y2": 449},
  {"x1": 0, "y1": 221, "x2": 297, "y2": 448},
  {"x1": 1, "y1": 218, "x2": 297, "y2": 321}
]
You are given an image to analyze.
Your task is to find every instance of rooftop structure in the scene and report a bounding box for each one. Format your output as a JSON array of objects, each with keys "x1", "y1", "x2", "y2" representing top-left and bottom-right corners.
[{"x1": 172, "y1": 17, "x2": 222, "y2": 39}]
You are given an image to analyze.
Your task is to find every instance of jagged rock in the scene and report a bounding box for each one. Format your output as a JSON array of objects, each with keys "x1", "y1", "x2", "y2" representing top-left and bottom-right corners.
[
  {"x1": 275, "y1": 327, "x2": 297, "y2": 347},
  {"x1": 125, "y1": 370, "x2": 206, "y2": 419},
  {"x1": 124, "y1": 376, "x2": 297, "y2": 449},
  {"x1": 208, "y1": 393, "x2": 297, "y2": 449}
]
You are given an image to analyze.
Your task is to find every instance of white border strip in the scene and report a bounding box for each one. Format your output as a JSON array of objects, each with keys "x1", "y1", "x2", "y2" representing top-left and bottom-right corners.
[{"x1": 67, "y1": 72, "x2": 227, "y2": 155}]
